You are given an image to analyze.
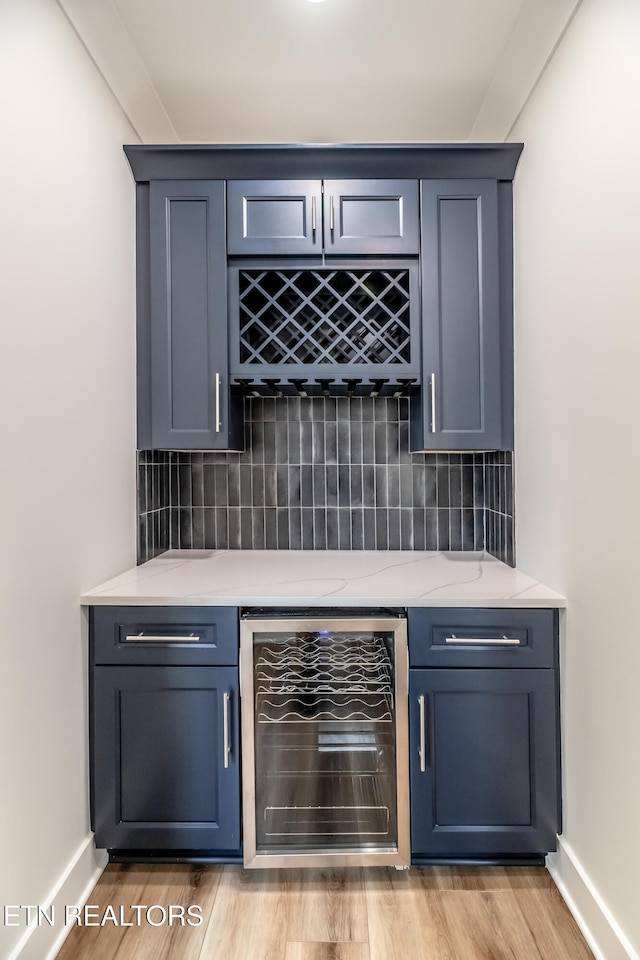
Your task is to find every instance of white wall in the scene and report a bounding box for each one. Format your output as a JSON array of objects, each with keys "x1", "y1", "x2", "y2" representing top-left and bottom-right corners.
[
  {"x1": 512, "y1": 0, "x2": 640, "y2": 956},
  {"x1": 0, "y1": 2, "x2": 137, "y2": 957}
]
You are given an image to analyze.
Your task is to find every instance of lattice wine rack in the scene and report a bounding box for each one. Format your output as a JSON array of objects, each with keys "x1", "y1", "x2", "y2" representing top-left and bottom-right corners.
[{"x1": 229, "y1": 266, "x2": 420, "y2": 397}]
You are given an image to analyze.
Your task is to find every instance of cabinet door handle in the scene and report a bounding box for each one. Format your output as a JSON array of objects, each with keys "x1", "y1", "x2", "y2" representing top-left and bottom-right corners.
[
  {"x1": 418, "y1": 694, "x2": 426, "y2": 772},
  {"x1": 124, "y1": 633, "x2": 200, "y2": 643},
  {"x1": 329, "y1": 195, "x2": 334, "y2": 233},
  {"x1": 311, "y1": 195, "x2": 316, "y2": 236},
  {"x1": 445, "y1": 635, "x2": 521, "y2": 645},
  {"x1": 223, "y1": 692, "x2": 231, "y2": 769},
  {"x1": 215, "y1": 372, "x2": 222, "y2": 433},
  {"x1": 430, "y1": 373, "x2": 437, "y2": 433}
]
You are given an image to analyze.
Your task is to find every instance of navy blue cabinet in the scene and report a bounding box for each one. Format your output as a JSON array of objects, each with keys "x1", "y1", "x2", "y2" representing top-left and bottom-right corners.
[
  {"x1": 125, "y1": 146, "x2": 520, "y2": 449},
  {"x1": 408, "y1": 608, "x2": 560, "y2": 862},
  {"x1": 138, "y1": 181, "x2": 244, "y2": 450},
  {"x1": 410, "y1": 180, "x2": 513, "y2": 451},
  {"x1": 90, "y1": 606, "x2": 241, "y2": 856},
  {"x1": 227, "y1": 179, "x2": 419, "y2": 257}
]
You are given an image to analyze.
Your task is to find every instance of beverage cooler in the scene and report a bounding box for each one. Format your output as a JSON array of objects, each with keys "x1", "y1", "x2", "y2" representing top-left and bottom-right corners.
[{"x1": 240, "y1": 610, "x2": 410, "y2": 868}]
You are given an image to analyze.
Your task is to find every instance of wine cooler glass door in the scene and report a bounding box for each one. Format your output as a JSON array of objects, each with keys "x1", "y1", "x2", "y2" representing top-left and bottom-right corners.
[{"x1": 240, "y1": 616, "x2": 409, "y2": 868}]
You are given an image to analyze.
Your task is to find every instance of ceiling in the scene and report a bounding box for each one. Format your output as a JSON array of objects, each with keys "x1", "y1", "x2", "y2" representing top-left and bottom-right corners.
[{"x1": 56, "y1": 0, "x2": 582, "y2": 144}]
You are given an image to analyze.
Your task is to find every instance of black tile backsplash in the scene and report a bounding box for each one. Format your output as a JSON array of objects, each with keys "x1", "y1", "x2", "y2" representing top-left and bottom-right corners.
[{"x1": 137, "y1": 398, "x2": 514, "y2": 565}]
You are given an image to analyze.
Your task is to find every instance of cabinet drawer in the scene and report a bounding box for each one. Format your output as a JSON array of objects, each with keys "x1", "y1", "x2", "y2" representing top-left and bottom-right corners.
[
  {"x1": 408, "y1": 608, "x2": 557, "y2": 668},
  {"x1": 90, "y1": 606, "x2": 238, "y2": 666}
]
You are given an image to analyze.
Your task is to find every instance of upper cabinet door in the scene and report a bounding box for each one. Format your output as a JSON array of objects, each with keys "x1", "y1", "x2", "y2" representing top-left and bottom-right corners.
[
  {"x1": 147, "y1": 181, "x2": 243, "y2": 451},
  {"x1": 411, "y1": 179, "x2": 508, "y2": 451},
  {"x1": 323, "y1": 179, "x2": 419, "y2": 255},
  {"x1": 226, "y1": 179, "x2": 419, "y2": 256},
  {"x1": 227, "y1": 180, "x2": 322, "y2": 255}
]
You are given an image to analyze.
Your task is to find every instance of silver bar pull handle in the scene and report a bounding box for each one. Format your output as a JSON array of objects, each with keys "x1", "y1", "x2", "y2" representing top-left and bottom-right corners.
[
  {"x1": 329, "y1": 195, "x2": 334, "y2": 233},
  {"x1": 215, "y1": 372, "x2": 221, "y2": 433},
  {"x1": 124, "y1": 633, "x2": 199, "y2": 643},
  {"x1": 311, "y1": 196, "x2": 316, "y2": 236},
  {"x1": 445, "y1": 634, "x2": 521, "y2": 645},
  {"x1": 223, "y1": 692, "x2": 230, "y2": 769},
  {"x1": 430, "y1": 373, "x2": 437, "y2": 433},
  {"x1": 418, "y1": 694, "x2": 426, "y2": 772}
]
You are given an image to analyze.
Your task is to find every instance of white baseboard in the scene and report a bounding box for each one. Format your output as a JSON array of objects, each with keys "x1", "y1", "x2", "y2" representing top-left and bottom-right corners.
[
  {"x1": 547, "y1": 837, "x2": 639, "y2": 960},
  {"x1": 6, "y1": 835, "x2": 107, "y2": 960}
]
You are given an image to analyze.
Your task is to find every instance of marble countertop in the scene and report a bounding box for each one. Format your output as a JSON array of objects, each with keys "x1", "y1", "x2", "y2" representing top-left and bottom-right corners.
[{"x1": 80, "y1": 550, "x2": 566, "y2": 608}]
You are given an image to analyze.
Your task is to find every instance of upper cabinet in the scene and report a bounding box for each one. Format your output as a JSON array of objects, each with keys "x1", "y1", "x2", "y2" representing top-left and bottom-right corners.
[
  {"x1": 125, "y1": 144, "x2": 522, "y2": 453},
  {"x1": 226, "y1": 179, "x2": 419, "y2": 257},
  {"x1": 409, "y1": 179, "x2": 514, "y2": 451},
  {"x1": 137, "y1": 180, "x2": 244, "y2": 451}
]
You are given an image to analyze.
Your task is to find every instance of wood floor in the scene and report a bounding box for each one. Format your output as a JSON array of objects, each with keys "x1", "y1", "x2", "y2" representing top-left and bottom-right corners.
[{"x1": 55, "y1": 864, "x2": 595, "y2": 960}]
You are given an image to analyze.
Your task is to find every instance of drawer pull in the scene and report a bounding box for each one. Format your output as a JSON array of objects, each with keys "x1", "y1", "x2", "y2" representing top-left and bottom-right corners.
[
  {"x1": 418, "y1": 694, "x2": 426, "y2": 772},
  {"x1": 223, "y1": 692, "x2": 231, "y2": 769},
  {"x1": 124, "y1": 633, "x2": 200, "y2": 643},
  {"x1": 445, "y1": 635, "x2": 521, "y2": 645}
]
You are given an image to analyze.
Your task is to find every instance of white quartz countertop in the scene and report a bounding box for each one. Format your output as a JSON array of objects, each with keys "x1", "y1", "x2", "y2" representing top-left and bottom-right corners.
[{"x1": 80, "y1": 550, "x2": 566, "y2": 608}]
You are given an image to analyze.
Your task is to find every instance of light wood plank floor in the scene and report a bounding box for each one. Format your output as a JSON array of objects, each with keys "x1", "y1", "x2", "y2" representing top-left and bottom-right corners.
[{"x1": 55, "y1": 864, "x2": 595, "y2": 960}]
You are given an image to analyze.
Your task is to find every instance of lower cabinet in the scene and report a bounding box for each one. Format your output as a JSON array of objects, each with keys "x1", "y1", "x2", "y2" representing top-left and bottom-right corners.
[
  {"x1": 90, "y1": 607, "x2": 241, "y2": 856},
  {"x1": 408, "y1": 608, "x2": 561, "y2": 862}
]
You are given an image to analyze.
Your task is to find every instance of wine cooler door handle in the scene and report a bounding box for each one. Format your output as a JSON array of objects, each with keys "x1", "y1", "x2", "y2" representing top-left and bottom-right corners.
[
  {"x1": 223, "y1": 692, "x2": 230, "y2": 769},
  {"x1": 418, "y1": 694, "x2": 426, "y2": 772}
]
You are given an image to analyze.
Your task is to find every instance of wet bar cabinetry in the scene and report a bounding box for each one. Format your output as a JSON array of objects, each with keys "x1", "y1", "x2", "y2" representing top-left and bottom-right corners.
[
  {"x1": 408, "y1": 607, "x2": 561, "y2": 862},
  {"x1": 89, "y1": 606, "x2": 241, "y2": 858},
  {"x1": 87, "y1": 592, "x2": 561, "y2": 862},
  {"x1": 126, "y1": 144, "x2": 522, "y2": 452}
]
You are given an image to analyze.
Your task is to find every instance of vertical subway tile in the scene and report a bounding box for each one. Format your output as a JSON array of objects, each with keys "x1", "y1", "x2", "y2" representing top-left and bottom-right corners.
[
  {"x1": 351, "y1": 509, "x2": 364, "y2": 549},
  {"x1": 289, "y1": 508, "x2": 302, "y2": 549},
  {"x1": 363, "y1": 508, "x2": 377, "y2": 549},
  {"x1": 388, "y1": 508, "x2": 401, "y2": 550},
  {"x1": 400, "y1": 508, "x2": 413, "y2": 550},
  {"x1": 240, "y1": 508, "x2": 254, "y2": 548},
  {"x1": 313, "y1": 465, "x2": 326, "y2": 507},
  {"x1": 300, "y1": 419, "x2": 313, "y2": 464},
  {"x1": 425, "y1": 508, "x2": 438, "y2": 551},
  {"x1": 228, "y1": 508, "x2": 241, "y2": 549},
  {"x1": 277, "y1": 508, "x2": 290, "y2": 549},
  {"x1": 361, "y1": 420, "x2": 375, "y2": 463},
  {"x1": 325, "y1": 464, "x2": 338, "y2": 507},
  {"x1": 204, "y1": 508, "x2": 216, "y2": 547},
  {"x1": 326, "y1": 508, "x2": 339, "y2": 549},
  {"x1": 412, "y1": 509, "x2": 426, "y2": 550},
  {"x1": 263, "y1": 464, "x2": 277, "y2": 507},
  {"x1": 288, "y1": 465, "x2": 301, "y2": 507},
  {"x1": 227, "y1": 462, "x2": 240, "y2": 507},
  {"x1": 374, "y1": 510, "x2": 387, "y2": 550},
  {"x1": 191, "y1": 508, "x2": 205, "y2": 549},
  {"x1": 264, "y1": 508, "x2": 277, "y2": 549},
  {"x1": 301, "y1": 508, "x2": 315, "y2": 549},
  {"x1": 313, "y1": 508, "x2": 327, "y2": 549},
  {"x1": 449, "y1": 509, "x2": 462, "y2": 551},
  {"x1": 275, "y1": 420, "x2": 288, "y2": 464},
  {"x1": 301, "y1": 464, "x2": 314, "y2": 507},
  {"x1": 276, "y1": 464, "x2": 289, "y2": 507},
  {"x1": 338, "y1": 508, "x2": 352, "y2": 549},
  {"x1": 449, "y1": 464, "x2": 462, "y2": 509},
  {"x1": 437, "y1": 508, "x2": 450, "y2": 551},
  {"x1": 363, "y1": 465, "x2": 375, "y2": 508},
  {"x1": 374, "y1": 422, "x2": 387, "y2": 463},
  {"x1": 263, "y1": 422, "x2": 276, "y2": 463}
]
